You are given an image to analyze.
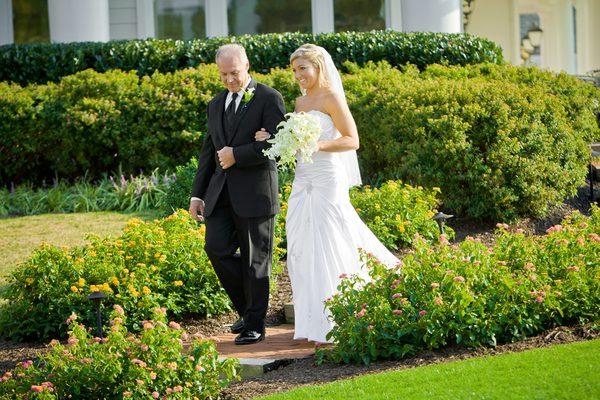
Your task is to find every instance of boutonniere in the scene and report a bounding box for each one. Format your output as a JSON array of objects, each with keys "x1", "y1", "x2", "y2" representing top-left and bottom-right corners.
[{"x1": 243, "y1": 87, "x2": 255, "y2": 103}]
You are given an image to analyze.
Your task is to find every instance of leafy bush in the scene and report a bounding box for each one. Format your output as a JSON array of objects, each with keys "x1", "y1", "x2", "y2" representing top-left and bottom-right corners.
[
  {"x1": 161, "y1": 158, "x2": 199, "y2": 216},
  {"x1": 0, "y1": 169, "x2": 174, "y2": 217},
  {"x1": 0, "y1": 307, "x2": 238, "y2": 399},
  {"x1": 0, "y1": 211, "x2": 231, "y2": 342},
  {"x1": 321, "y1": 206, "x2": 600, "y2": 364},
  {"x1": 2, "y1": 61, "x2": 597, "y2": 220},
  {"x1": 0, "y1": 31, "x2": 503, "y2": 85},
  {"x1": 346, "y1": 62, "x2": 597, "y2": 220},
  {"x1": 350, "y1": 180, "x2": 451, "y2": 249}
]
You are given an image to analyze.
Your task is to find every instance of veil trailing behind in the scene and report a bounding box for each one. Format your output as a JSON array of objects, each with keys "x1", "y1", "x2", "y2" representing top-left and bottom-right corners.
[{"x1": 286, "y1": 46, "x2": 399, "y2": 343}]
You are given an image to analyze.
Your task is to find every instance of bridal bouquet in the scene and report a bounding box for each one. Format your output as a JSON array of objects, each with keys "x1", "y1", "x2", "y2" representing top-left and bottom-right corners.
[{"x1": 263, "y1": 112, "x2": 321, "y2": 168}]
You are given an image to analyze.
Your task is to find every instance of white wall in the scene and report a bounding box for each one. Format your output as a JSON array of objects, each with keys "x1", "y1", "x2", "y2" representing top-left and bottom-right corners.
[
  {"x1": 110, "y1": 0, "x2": 138, "y2": 40},
  {"x1": 48, "y1": 0, "x2": 110, "y2": 43}
]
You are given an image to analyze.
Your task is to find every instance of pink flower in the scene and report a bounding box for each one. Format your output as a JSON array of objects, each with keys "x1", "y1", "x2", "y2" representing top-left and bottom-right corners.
[
  {"x1": 392, "y1": 293, "x2": 402, "y2": 299},
  {"x1": 195, "y1": 364, "x2": 204, "y2": 372},
  {"x1": 136, "y1": 379, "x2": 144, "y2": 385},
  {"x1": 439, "y1": 234, "x2": 450, "y2": 245},
  {"x1": 31, "y1": 385, "x2": 44, "y2": 393},
  {"x1": 355, "y1": 309, "x2": 366, "y2": 319},
  {"x1": 174, "y1": 386, "x2": 183, "y2": 393},
  {"x1": 430, "y1": 282, "x2": 440, "y2": 289},
  {"x1": 339, "y1": 273, "x2": 348, "y2": 279},
  {"x1": 392, "y1": 309, "x2": 403, "y2": 316},
  {"x1": 152, "y1": 392, "x2": 160, "y2": 399},
  {"x1": 546, "y1": 224, "x2": 563, "y2": 234},
  {"x1": 168, "y1": 321, "x2": 181, "y2": 330},
  {"x1": 140, "y1": 344, "x2": 149, "y2": 351},
  {"x1": 535, "y1": 296, "x2": 544, "y2": 303},
  {"x1": 453, "y1": 276, "x2": 465, "y2": 283},
  {"x1": 67, "y1": 337, "x2": 78, "y2": 346},
  {"x1": 529, "y1": 274, "x2": 537, "y2": 281},
  {"x1": 66, "y1": 312, "x2": 78, "y2": 325},
  {"x1": 496, "y1": 223, "x2": 509, "y2": 230},
  {"x1": 588, "y1": 233, "x2": 600, "y2": 242},
  {"x1": 419, "y1": 310, "x2": 427, "y2": 317},
  {"x1": 113, "y1": 304, "x2": 125, "y2": 315},
  {"x1": 515, "y1": 228, "x2": 525, "y2": 234},
  {"x1": 498, "y1": 261, "x2": 507, "y2": 266},
  {"x1": 80, "y1": 358, "x2": 92, "y2": 364},
  {"x1": 567, "y1": 266, "x2": 579, "y2": 272},
  {"x1": 150, "y1": 372, "x2": 157, "y2": 380},
  {"x1": 524, "y1": 262, "x2": 536, "y2": 272},
  {"x1": 577, "y1": 237, "x2": 585, "y2": 246},
  {"x1": 111, "y1": 317, "x2": 123, "y2": 326},
  {"x1": 49, "y1": 339, "x2": 60, "y2": 347},
  {"x1": 434, "y1": 296, "x2": 443, "y2": 305},
  {"x1": 22, "y1": 360, "x2": 33, "y2": 369},
  {"x1": 367, "y1": 325, "x2": 374, "y2": 331},
  {"x1": 143, "y1": 322, "x2": 154, "y2": 330}
]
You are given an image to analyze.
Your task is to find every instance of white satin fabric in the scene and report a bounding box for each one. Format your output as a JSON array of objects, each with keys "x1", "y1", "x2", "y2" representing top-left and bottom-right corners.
[{"x1": 286, "y1": 110, "x2": 399, "y2": 343}]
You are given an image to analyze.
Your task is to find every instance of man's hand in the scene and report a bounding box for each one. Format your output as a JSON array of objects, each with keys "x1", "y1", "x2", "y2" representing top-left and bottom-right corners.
[
  {"x1": 189, "y1": 198, "x2": 205, "y2": 222},
  {"x1": 217, "y1": 146, "x2": 236, "y2": 169}
]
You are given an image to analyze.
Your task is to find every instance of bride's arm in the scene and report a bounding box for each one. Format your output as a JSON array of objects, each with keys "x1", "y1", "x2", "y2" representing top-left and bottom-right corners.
[{"x1": 318, "y1": 92, "x2": 359, "y2": 152}]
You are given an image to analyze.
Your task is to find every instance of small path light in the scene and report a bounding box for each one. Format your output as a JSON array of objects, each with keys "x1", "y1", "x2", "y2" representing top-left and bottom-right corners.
[
  {"x1": 432, "y1": 212, "x2": 454, "y2": 235},
  {"x1": 88, "y1": 291, "x2": 106, "y2": 338}
]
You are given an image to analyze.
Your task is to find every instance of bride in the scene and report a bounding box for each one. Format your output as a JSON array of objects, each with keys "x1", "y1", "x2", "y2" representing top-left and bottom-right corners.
[{"x1": 256, "y1": 44, "x2": 399, "y2": 344}]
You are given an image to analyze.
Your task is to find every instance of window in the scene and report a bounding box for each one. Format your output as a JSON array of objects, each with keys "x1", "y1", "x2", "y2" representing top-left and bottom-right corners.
[
  {"x1": 228, "y1": 0, "x2": 311, "y2": 36},
  {"x1": 12, "y1": 0, "x2": 50, "y2": 44},
  {"x1": 154, "y1": 0, "x2": 205, "y2": 40},
  {"x1": 334, "y1": 0, "x2": 384, "y2": 32}
]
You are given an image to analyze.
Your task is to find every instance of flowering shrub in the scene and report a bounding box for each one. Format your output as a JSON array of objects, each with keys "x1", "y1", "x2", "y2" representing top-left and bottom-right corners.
[
  {"x1": 0, "y1": 210, "x2": 230, "y2": 341},
  {"x1": 0, "y1": 307, "x2": 238, "y2": 399},
  {"x1": 350, "y1": 180, "x2": 451, "y2": 249},
  {"x1": 322, "y1": 206, "x2": 600, "y2": 364}
]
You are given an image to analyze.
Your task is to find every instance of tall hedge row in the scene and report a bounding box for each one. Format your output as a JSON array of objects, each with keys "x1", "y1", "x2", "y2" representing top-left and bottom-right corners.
[
  {"x1": 0, "y1": 31, "x2": 504, "y2": 86},
  {"x1": 1, "y1": 62, "x2": 598, "y2": 220}
]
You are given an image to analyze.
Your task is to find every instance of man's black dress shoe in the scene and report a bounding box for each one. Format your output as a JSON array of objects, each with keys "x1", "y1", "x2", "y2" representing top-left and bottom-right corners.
[
  {"x1": 234, "y1": 330, "x2": 265, "y2": 345},
  {"x1": 230, "y1": 318, "x2": 245, "y2": 334}
]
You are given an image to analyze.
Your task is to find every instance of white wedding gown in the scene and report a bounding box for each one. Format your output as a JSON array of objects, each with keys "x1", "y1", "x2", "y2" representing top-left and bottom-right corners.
[{"x1": 286, "y1": 110, "x2": 399, "y2": 343}]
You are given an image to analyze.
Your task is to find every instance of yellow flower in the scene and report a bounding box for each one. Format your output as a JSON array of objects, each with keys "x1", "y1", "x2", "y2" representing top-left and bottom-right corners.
[
  {"x1": 26, "y1": 277, "x2": 34, "y2": 285},
  {"x1": 77, "y1": 278, "x2": 86, "y2": 287},
  {"x1": 154, "y1": 253, "x2": 162, "y2": 259},
  {"x1": 128, "y1": 284, "x2": 139, "y2": 297},
  {"x1": 70, "y1": 286, "x2": 79, "y2": 293},
  {"x1": 159, "y1": 255, "x2": 167, "y2": 262},
  {"x1": 90, "y1": 284, "x2": 99, "y2": 292},
  {"x1": 125, "y1": 255, "x2": 133, "y2": 260},
  {"x1": 142, "y1": 286, "x2": 151, "y2": 295},
  {"x1": 136, "y1": 263, "x2": 146, "y2": 268},
  {"x1": 174, "y1": 281, "x2": 183, "y2": 287},
  {"x1": 112, "y1": 277, "x2": 120, "y2": 286}
]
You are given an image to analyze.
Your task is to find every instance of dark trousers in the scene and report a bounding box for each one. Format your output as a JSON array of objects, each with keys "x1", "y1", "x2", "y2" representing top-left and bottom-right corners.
[{"x1": 204, "y1": 187, "x2": 274, "y2": 333}]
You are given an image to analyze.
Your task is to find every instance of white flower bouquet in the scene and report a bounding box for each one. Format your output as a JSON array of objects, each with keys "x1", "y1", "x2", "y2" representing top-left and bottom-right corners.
[{"x1": 263, "y1": 112, "x2": 321, "y2": 168}]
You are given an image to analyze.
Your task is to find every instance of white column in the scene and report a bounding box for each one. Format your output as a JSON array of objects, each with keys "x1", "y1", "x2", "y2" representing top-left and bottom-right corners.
[
  {"x1": 401, "y1": 0, "x2": 462, "y2": 33},
  {"x1": 205, "y1": 0, "x2": 228, "y2": 37},
  {"x1": 0, "y1": 0, "x2": 14, "y2": 45},
  {"x1": 136, "y1": 0, "x2": 155, "y2": 39},
  {"x1": 48, "y1": 0, "x2": 109, "y2": 43},
  {"x1": 562, "y1": 0, "x2": 576, "y2": 73},
  {"x1": 385, "y1": 0, "x2": 402, "y2": 31},
  {"x1": 312, "y1": 0, "x2": 334, "y2": 34}
]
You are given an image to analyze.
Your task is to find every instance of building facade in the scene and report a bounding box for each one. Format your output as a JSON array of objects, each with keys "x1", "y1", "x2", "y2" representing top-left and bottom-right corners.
[{"x1": 0, "y1": 0, "x2": 598, "y2": 74}]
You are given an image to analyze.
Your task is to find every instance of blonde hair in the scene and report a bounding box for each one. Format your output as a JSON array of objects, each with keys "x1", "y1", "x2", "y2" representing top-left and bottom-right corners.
[{"x1": 290, "y1": 44, "x2": 329, "y2": 88}]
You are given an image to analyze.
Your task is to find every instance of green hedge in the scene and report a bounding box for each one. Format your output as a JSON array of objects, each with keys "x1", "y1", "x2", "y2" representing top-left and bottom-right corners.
[
  {"x1": 2, "y1": 62, "x2": 597, "y2": 219},
  {"x1": 0, "y1": 31, "x2": 503, "y2": 85}
]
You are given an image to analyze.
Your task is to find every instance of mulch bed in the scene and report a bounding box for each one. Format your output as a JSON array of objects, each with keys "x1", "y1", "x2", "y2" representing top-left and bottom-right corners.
[{"x1": 0, "y1": 183, "x2": 597, "y2": 395}]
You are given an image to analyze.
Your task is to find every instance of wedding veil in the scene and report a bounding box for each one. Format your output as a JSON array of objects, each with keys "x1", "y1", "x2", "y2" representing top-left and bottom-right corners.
[{"x1": 316, "y1": 46, "x2": 362, "y2": 188}]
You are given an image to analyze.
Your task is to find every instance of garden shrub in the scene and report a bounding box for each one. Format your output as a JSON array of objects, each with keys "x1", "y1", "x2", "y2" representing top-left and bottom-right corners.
[
  {"x1": 350, "y1": 180, "x2": 451, "y2": 249},
  {"x1": 0, "y1": 210, "x2": 231, "y2": 342},
  {"x1": 0, "y1": 307, "x2": 238, "y2": 399},
  {"x1": 2, "y1": 61, "x2": 597, "y2": 220},
  {"x1": 161, "y1": 158, "x2": 199, "y2": 216},
  {"x1": 0, "y1": 31, "x2": 503, "y2": 85},
  {"x1": 346, "y1": 62, "x2": 597, "y2": 220},
  {"x1": 322, "y1": 206, "x2": 600, "y2": 364}
]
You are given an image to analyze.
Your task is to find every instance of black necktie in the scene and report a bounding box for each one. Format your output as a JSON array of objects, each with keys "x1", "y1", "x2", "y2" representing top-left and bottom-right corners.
[{"x1": 225, "y1": 92, "x2": 238, "y2": 126}]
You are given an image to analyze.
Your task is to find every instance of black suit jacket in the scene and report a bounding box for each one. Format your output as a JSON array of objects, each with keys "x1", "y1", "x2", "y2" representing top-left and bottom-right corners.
[{"x1": 191, "y1": 79, "x2": 286, "y2": 218}]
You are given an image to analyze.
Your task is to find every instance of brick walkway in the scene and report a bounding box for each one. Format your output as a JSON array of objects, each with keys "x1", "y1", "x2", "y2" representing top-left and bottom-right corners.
[{"x1": 210, "y1": 324, "x2": 315, "y2": 360}]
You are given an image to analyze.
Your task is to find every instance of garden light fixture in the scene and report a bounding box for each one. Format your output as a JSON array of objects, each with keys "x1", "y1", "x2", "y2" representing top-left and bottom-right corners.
[{"x1": 88, "y1": 291, "x2": 107, "y2": 338}]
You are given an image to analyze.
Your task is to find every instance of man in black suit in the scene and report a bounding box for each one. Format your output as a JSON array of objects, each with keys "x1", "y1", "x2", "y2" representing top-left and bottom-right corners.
[{"x1": 189, "y1": 44, "x2": 285, "y2": 345}]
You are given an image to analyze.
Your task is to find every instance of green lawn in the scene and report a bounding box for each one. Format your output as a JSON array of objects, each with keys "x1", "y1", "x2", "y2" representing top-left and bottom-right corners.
[
  {"x1": 0, "y1": 211, "x2": 160, "y2": 283},
  {"x1": 260, "y1": 339, "x2": 600, "y2": 400}
]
